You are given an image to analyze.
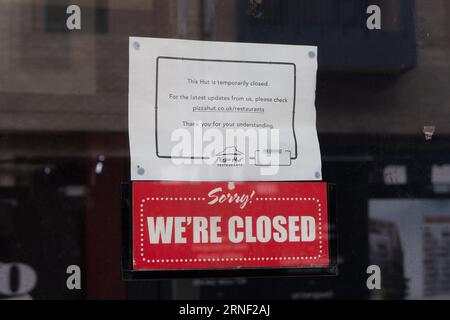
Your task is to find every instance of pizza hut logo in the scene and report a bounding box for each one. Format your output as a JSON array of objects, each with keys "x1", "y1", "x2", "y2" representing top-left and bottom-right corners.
[{"x1": 216, "y1": 146, "x2": 244, "y2": 166}]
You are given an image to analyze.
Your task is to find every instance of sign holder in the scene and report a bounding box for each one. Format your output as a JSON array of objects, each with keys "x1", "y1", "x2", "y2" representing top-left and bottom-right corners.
[{"x1": 121, "y1": 182, "x2": 337, "y2": 280}]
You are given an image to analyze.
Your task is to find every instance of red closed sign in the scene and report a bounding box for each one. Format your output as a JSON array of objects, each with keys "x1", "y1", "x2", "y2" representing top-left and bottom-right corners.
[{"x1": 132, "y1": 181, "x2": 330, "y2": 271}]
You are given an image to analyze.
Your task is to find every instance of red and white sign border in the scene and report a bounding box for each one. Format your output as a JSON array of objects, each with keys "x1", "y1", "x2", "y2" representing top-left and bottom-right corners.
[
  {"x1": 137, "y1": 196, "x2": 325, "y2": 265},
  {"x1": 122, "y1": 181, "x2": 337, "y2": 279}
]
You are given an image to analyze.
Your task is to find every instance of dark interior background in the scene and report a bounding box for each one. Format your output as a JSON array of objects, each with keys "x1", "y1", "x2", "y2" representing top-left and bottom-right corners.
[{"x1": 1, "y1": 0, "x2": 449, "y2": 300}]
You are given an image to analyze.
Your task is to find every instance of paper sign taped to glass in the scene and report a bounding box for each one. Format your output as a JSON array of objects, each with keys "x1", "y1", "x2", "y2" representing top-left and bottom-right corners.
[{"x1": 128, "y1": 37, "x2": 321, "y2": 181}]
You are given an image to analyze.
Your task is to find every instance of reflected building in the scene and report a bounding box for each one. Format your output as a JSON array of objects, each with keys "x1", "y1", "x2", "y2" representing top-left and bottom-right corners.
[
  {"x1": 423, "y1": 217, "x2": 450, "y2": 298},
  {"x1": 369, "y1": 219, "x2": 407, "y2": 299}
]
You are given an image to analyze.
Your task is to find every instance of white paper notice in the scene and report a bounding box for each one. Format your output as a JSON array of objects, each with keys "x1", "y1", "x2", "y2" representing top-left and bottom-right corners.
[{"x1": 129, "y1": 37, "x2": 321, "y2": 181}]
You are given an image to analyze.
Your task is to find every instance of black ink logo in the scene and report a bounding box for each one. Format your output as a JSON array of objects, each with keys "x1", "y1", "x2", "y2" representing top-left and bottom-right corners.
[{"x1": 216, "y1": 146, "x2": 244, "y2": 166}]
